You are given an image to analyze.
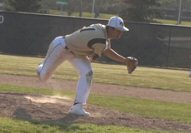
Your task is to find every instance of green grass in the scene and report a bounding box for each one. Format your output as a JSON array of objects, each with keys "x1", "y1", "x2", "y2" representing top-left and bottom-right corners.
[
  {"x1": 0, "y1": 54, "x2": 190, "y2": 92},
  {"x1": 0, "y1": 54, "x2": 191, "y2": 133},
  {"x1": 93, "y1": 64, "x2": 191, "y2": 91},
  {"x1": 89, "y1": 95, "x2": 191, "y2": 123},
  {"x1": 0, "y1": 84, "x2": 54, "y2": 95},
  {"x1": 0, "y1": 117, "x2": 174, "y2": 133}
]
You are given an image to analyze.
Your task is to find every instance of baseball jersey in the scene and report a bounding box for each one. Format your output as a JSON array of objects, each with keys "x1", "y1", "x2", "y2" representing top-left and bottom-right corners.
[{"x1": 65, "y1": 24, "x2": 110, "y2": 57}]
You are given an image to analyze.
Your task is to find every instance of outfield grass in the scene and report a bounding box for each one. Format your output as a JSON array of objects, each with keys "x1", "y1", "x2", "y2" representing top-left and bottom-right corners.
[
  {"x1": 0, "y1": 54, "x2": 190, "y2": 133},
  {"x1": 0, "y1": 54, "x2": 190, "y2": 92},
  {"x1": 90, "y1": 95, "x2": 191, "y2": 123}
]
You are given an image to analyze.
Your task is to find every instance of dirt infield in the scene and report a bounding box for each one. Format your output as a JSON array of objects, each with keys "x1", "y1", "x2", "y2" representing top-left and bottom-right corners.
[{"x1": 0, "y1": 75, "x2": 191, "y2": 132}]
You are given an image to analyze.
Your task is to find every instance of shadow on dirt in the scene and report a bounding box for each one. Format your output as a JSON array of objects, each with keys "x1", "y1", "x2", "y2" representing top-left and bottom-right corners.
[
  {"x1": 13, "y1": 107, "x2": 83, "y2": 124},
  {"x1": 13, "y1": 107, "x2": 84, "y2": 131}
]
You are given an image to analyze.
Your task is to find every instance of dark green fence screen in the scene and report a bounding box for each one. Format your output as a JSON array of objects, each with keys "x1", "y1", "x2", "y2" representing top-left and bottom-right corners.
[{"x1": 0, "y1": 11, "x2": 191, "y2": 68}]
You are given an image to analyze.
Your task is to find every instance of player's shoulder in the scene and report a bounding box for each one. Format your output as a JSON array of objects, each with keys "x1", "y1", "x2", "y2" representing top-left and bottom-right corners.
[{"x1": 90, "y1": 23, "x2": 106, "y2": 30}]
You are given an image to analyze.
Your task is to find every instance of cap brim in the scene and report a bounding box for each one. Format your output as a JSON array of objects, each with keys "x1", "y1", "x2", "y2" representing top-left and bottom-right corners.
[
  {"x1": 123, "y1": 26, "x2": 129, "y2": 31},
  {"x1": 107, "y1": 25, "x2": 129, "y2": 31}
]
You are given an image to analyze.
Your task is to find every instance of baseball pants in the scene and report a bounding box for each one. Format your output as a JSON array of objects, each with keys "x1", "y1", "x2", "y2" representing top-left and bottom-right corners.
[{"x1": 37, "y1": 36, "x2": 93, "y2": 105}]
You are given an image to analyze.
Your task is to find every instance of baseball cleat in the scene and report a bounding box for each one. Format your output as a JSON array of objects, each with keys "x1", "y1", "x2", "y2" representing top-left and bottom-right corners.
[{"x1": 69, "y1": 104, "x2": 90, "y2": 116}]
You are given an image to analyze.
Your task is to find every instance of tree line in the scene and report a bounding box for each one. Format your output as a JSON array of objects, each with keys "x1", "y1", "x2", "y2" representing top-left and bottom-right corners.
[{"x1": 2, "y1": 0, "x2": 191, "y2": 22}]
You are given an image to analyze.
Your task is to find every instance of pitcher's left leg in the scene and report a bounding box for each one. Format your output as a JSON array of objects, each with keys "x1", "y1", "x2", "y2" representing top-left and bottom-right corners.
[{"x1": 37, "y1": 36, "x2": 66, "y2": 81}]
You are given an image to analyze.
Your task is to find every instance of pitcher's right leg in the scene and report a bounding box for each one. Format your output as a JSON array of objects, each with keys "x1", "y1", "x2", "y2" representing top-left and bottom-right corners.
[{"x1": 68, "y1": 58, "x2": 93, "y2": 116}]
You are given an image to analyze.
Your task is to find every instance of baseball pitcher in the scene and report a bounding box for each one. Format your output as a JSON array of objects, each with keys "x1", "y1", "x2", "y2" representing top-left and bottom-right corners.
[{"x1": 37, "y1": 16, "x2": 138, "y2": 116}]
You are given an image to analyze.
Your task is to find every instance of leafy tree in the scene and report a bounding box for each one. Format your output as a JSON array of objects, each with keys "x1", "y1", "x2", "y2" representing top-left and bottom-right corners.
[
  {"x1": 119, "y1": 0, "x2": 161, "y2": 22},
  {"x1": 4, "y1": 0, "x2": 42, "y2": 12},
  {"x1": 40, "y1": 0, "x2": 57, "y2": 13},
  {"x1": 159, "y1": 0, "x2": 191, "y2": 11}
]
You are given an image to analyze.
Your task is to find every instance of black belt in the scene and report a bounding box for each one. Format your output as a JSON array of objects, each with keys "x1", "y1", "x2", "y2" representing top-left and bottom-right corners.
[
  {"x1": 64, "y1": 46, "x2": 74, "y2": 55},
  {"x1": 65, "y1": 46, "x2": 69, "y2": 50},
  {"x1": 62, "y1": 36, "x2": 74, "y2": 54},
  {"x1": 62, "y1": 36, "x2": 68, "y2": 50}
]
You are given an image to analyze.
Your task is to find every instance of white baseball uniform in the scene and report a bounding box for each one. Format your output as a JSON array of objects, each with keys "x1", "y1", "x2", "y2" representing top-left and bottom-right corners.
[{"x1": 37, "y1": 24, "x2": 110, "y2": 105}]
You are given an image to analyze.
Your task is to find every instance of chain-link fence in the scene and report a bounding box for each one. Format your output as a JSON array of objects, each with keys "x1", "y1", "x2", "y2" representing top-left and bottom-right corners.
[{"x1": 0, "y1": 11, "x2": 190, "y2": 68}]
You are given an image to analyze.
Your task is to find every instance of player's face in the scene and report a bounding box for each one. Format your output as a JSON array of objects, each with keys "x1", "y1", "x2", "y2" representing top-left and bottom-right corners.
[{"x1": 112, "y1": 28, "x2": 124, "y2": 39}]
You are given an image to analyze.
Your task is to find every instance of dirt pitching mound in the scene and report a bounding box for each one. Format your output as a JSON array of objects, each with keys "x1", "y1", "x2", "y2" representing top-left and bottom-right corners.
[{"x1": 0, "y1": 93, "x2": 190, "y2": 132}]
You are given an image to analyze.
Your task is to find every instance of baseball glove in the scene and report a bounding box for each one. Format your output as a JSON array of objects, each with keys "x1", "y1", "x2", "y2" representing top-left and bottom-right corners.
[{"x1": 126, "y1": 56, "x2": 138, "y2": 74}]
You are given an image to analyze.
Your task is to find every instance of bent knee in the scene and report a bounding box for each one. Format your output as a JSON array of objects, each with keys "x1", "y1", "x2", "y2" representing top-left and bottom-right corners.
[
  {"x1": 85, "y1": 70, "x2": 93, "y2": 84},
  {"x1": 38, "y1": 71, "x2": 51, "y2": 82}
]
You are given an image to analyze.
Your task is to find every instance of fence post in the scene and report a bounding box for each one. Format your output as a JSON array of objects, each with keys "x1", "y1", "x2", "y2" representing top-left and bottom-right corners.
[{"x1": 0, "y1": 15, "x2": 4, "y2": 24}]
